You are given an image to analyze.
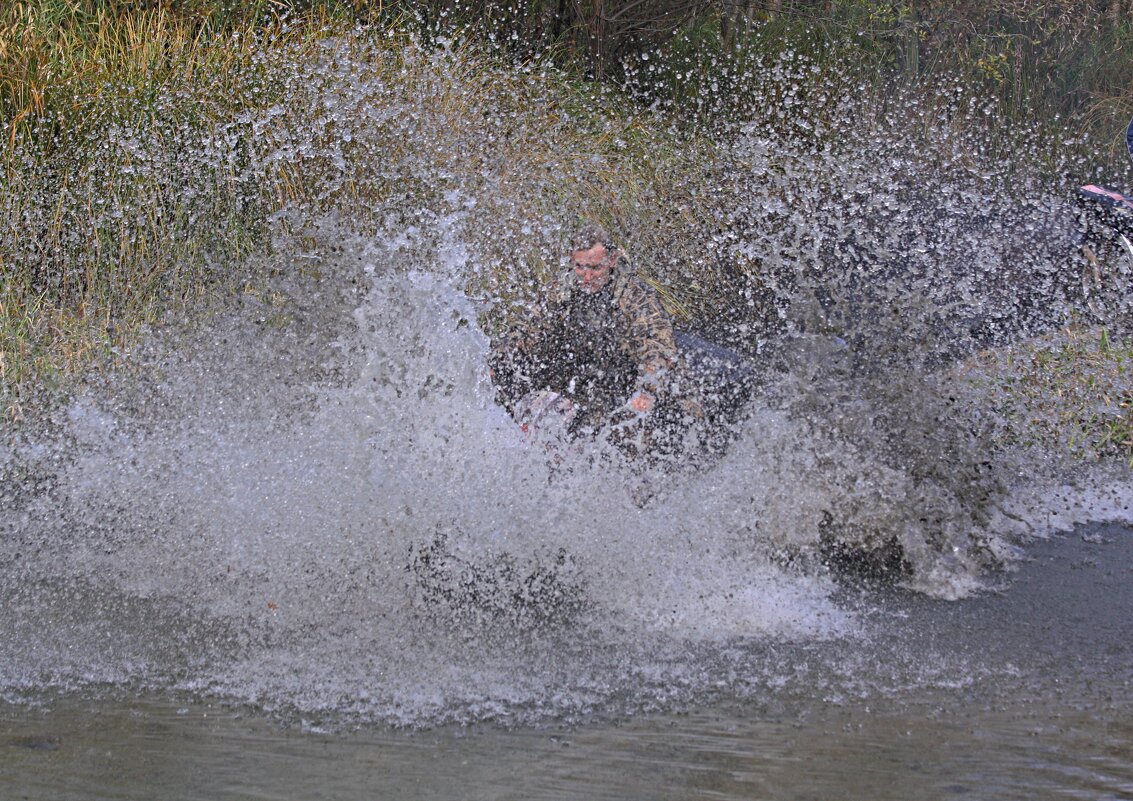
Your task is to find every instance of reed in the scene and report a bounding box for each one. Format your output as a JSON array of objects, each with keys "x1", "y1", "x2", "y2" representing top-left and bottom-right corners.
[{"x1": 0, "y1": 1, "x2": 358, "y2": 415}]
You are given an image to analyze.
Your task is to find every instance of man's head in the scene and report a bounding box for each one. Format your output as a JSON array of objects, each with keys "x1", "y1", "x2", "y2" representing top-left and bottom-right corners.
[{"x1": 569, "y1": 224, "x2": 617, "y2": 294}]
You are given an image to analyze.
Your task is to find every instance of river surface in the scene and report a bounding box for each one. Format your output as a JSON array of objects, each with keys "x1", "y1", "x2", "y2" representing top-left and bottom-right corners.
[{"x1": 4, "y1": 523, "x2": 1131, "y2": 800}]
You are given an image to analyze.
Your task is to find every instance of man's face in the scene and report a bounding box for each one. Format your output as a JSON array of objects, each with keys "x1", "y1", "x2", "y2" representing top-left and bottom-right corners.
[{"x1": 570, "y1": 243, "x2": 615, "y2": 294}]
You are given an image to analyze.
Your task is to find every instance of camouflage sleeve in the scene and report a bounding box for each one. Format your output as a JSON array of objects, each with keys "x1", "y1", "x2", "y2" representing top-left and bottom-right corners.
[{"x1": 613, "y1": 266, "x2": 678, "y2": 389}]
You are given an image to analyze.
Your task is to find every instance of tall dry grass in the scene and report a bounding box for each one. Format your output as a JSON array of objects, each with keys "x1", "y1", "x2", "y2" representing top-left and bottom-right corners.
[
  {"x1": 2, "y1": 0, "x2": 1124, "y2": 421},
  {"x1": 0, "y1": 3, "x2": 720, "y2": 416},
  {"x1": 0, "y1": 2, "x2": 350, "y2": 414}
]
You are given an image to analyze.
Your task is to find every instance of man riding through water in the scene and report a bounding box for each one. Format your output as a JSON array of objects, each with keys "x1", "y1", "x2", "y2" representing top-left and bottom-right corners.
[{"x1": 490, "y1": 224, "x2": 700, "y2": 453}]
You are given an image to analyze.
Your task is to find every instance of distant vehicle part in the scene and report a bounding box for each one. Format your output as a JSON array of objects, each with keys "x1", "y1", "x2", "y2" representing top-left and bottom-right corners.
[{"x1": 1076, "y1": 117, "x2": 1133, "y2": 324}]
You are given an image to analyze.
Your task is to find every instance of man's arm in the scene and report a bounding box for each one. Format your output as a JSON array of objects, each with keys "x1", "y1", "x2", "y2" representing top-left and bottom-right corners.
[{"x1": 613, "y1": 269, "x2": 678, "y2": 410}]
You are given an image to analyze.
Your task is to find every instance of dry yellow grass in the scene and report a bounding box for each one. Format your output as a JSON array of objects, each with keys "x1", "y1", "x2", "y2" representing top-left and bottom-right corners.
[{"x1": 0, "y1": 6, "x2": 730, "y2": 415}]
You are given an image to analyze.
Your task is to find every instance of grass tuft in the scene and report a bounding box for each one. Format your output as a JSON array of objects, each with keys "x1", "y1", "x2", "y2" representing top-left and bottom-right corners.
[{"x1": 960, "y1": 326, "x2": 1133, "y2": 465}]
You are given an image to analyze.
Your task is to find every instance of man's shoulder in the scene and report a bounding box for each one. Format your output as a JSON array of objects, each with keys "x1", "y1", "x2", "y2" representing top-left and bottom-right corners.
[{"x1": 611, "y1": 259, "x2": 654, "y2": 300}]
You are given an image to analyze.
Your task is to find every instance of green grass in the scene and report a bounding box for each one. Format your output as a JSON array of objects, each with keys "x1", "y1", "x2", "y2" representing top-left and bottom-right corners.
[{"x1": 959, "y1": 326, "x2": 1133, "y2": 465}]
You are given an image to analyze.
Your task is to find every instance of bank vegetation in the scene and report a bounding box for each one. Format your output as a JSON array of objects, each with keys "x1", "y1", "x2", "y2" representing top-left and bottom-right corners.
[{"x1": 2, "y1": 0, "x2": 1132, "y2": 462}]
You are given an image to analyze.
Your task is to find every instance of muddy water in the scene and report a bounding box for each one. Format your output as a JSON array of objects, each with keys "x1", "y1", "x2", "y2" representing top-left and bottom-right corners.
[{"x1": 4, "y1": 523, "x2": 1130, "y2": 800}]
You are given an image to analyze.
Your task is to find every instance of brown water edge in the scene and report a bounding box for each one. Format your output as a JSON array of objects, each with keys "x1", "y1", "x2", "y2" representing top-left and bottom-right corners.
[
  {"x1": 2, "y1": 523, "x2": 1132, "y2": 801},
  {"x1": 2, "y1": 688, "x2": 1130, "y2": 801}
]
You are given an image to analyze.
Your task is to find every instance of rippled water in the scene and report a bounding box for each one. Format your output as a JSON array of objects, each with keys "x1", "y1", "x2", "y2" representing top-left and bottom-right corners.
[{"x1": 4, "y1": 524, "x2": 1132, "y2": 799}]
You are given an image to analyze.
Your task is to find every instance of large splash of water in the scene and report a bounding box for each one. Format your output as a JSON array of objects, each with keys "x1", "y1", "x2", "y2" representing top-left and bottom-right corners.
[{"x1": 3, "y1": 35, "x2": 1132, "y2": 727}]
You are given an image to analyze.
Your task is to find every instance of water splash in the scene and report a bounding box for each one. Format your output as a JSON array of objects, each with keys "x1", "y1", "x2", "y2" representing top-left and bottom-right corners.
[{"x1": 3, "y1": 33, "x2": 1131, "y2": 727}]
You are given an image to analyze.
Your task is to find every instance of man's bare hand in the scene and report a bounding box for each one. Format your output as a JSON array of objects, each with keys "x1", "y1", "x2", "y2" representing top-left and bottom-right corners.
[{"x1": 629, "y1": 391, "x2": 655, "y2": 413}]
